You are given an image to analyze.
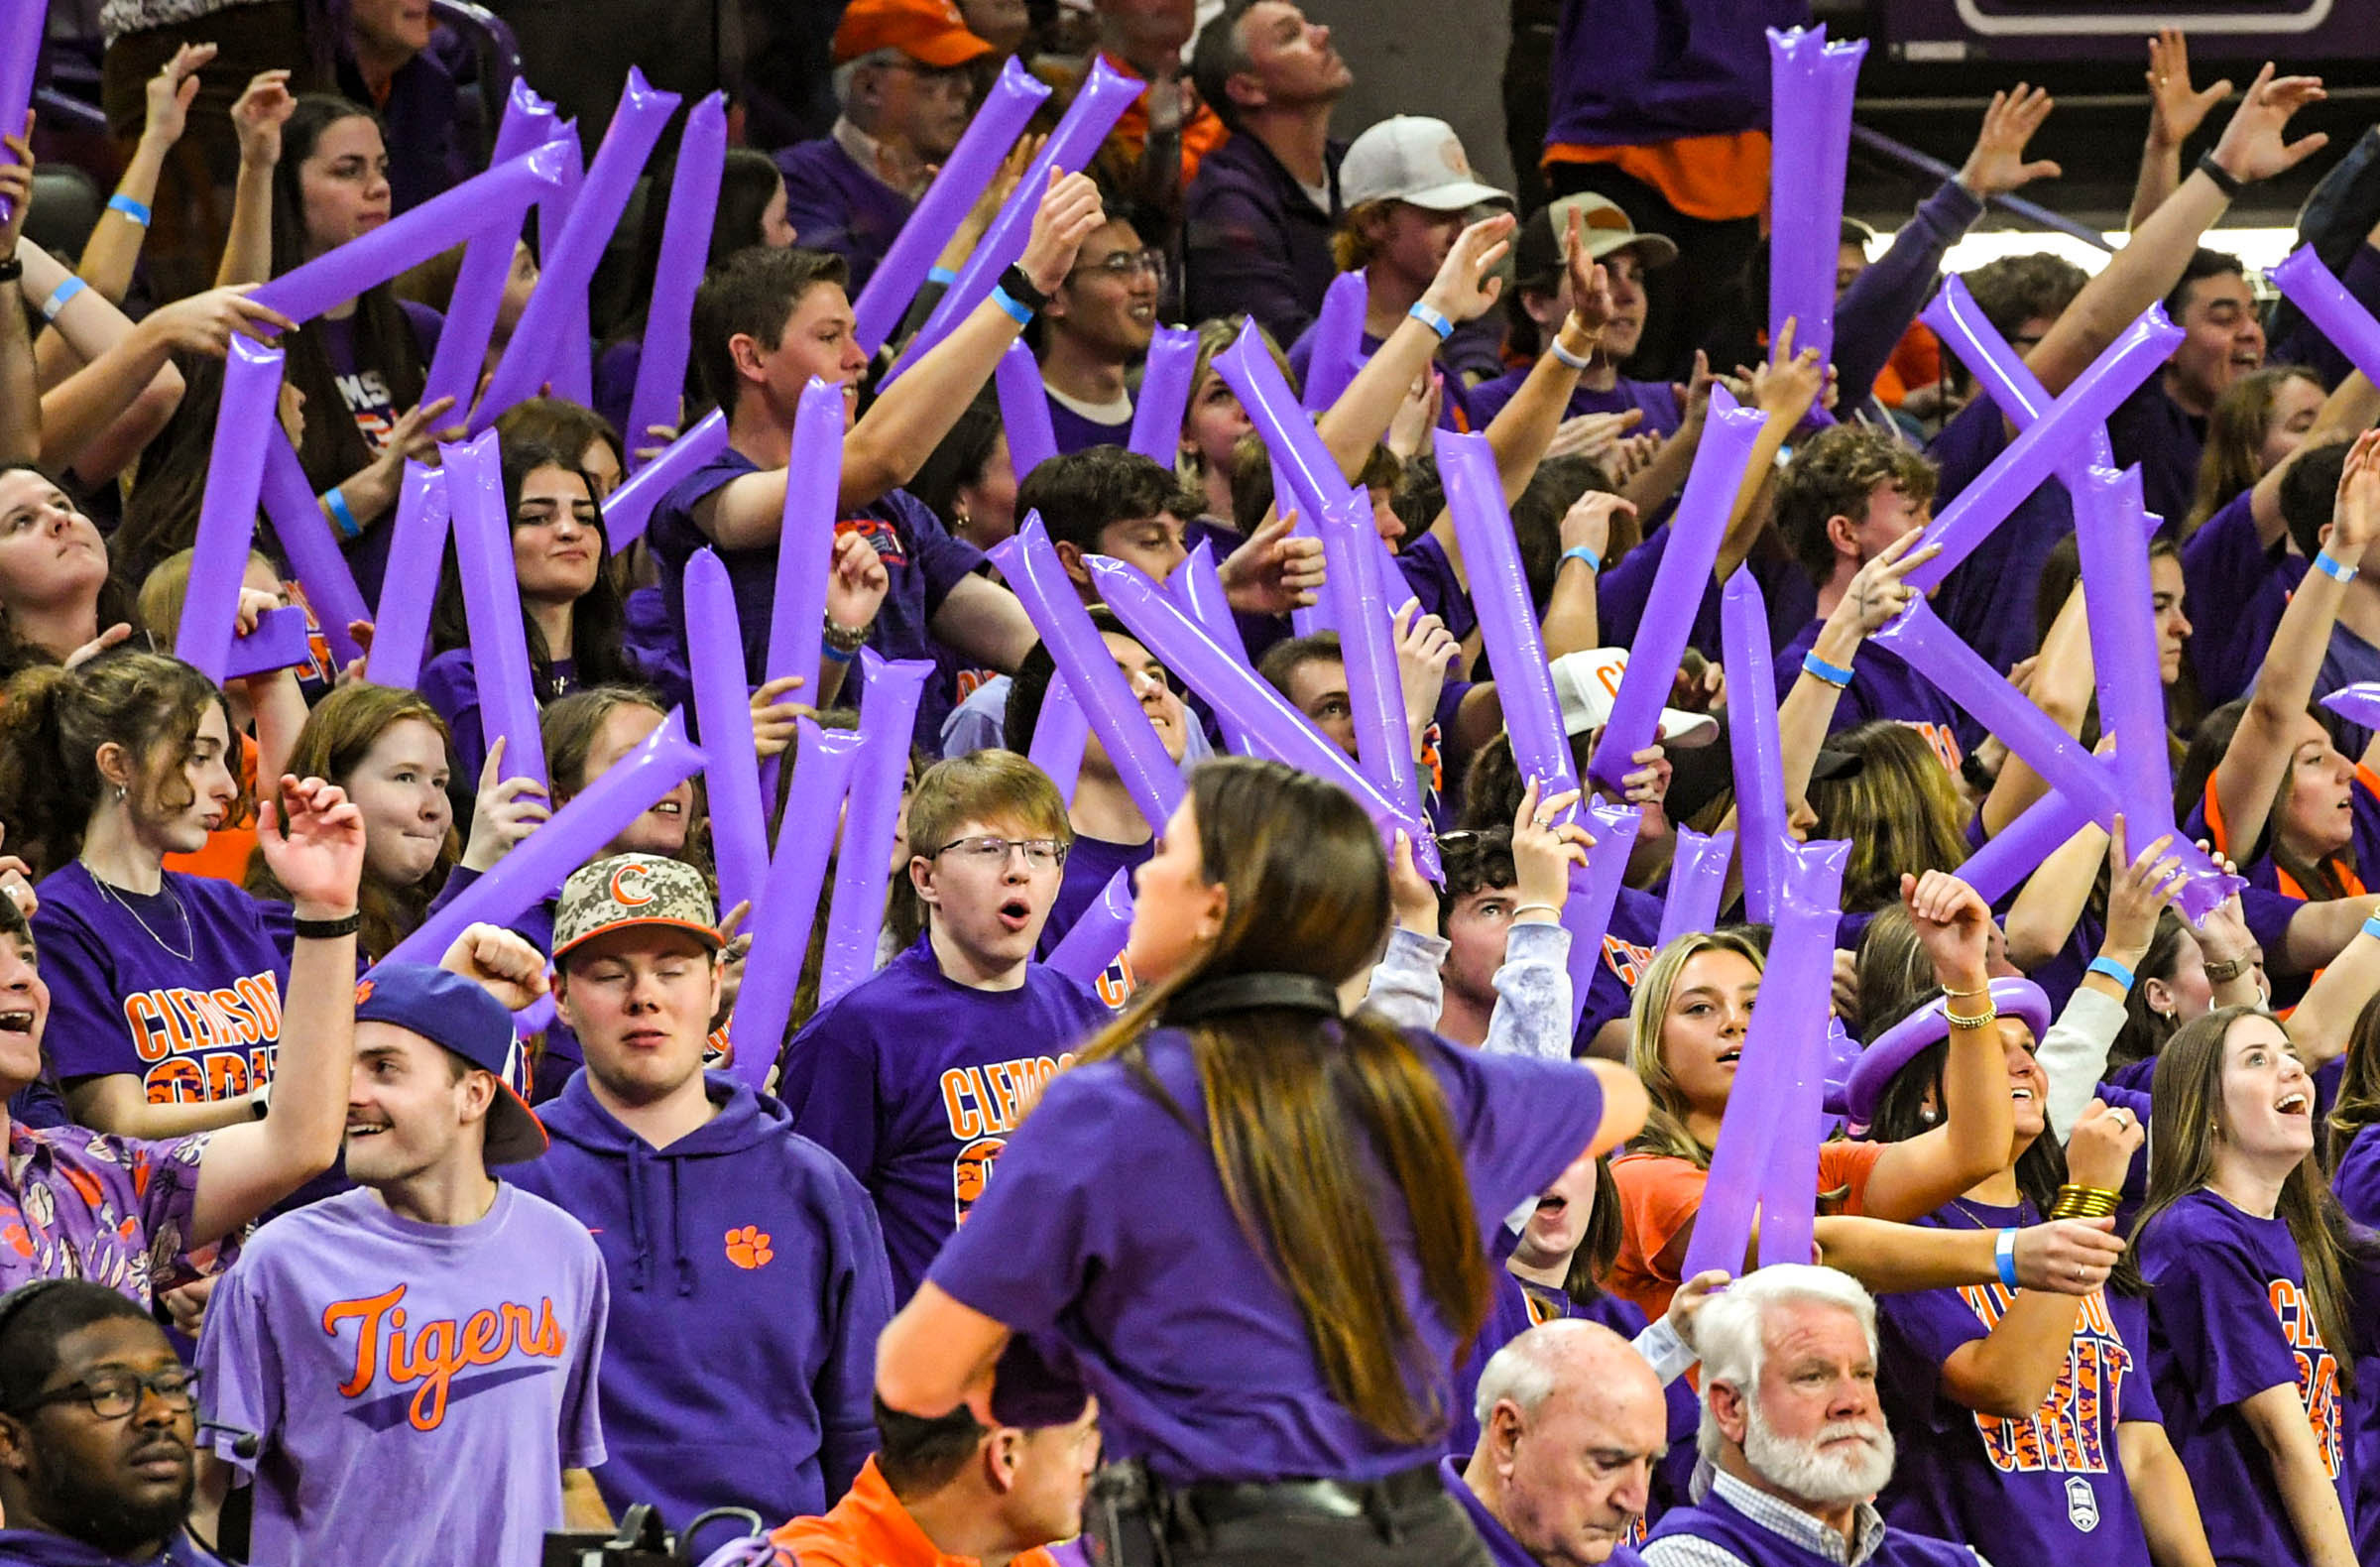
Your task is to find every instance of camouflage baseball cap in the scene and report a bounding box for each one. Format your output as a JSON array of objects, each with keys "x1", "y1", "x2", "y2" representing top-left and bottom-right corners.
[{"x1": 552, "y1": 854, "x2": 722, "y2": 960}]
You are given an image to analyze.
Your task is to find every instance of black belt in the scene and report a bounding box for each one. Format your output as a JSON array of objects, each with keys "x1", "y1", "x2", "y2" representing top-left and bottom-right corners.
[{"x1": 1176, "y1": 1459, "x2": 1447, "y2": 1530}]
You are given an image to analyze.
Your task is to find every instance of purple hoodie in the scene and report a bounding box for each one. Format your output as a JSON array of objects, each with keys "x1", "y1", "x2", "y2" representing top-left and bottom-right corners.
[
  {"x1": 507, "y1": 1071, "x2": 893, "y2": 1559},
  {"x1": 0, "y1": 1534, "x2": 230, "y2": 1567}
]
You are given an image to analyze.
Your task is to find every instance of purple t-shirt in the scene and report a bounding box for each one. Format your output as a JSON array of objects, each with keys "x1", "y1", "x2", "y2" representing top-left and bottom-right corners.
[
  {"x1": 2183, "y1": 488, "x2": 2305, "y2": 706},
  {"x1": 778, "y1": 937, "x2": 1109, "y2": 1300},
  {"x1": 418, "y1": 650, "x2": 583, "y2": 790},
  {"x1": 1044, "y1": 391, "x2": 1133, "y2": 458},
  {"x1": 198, "y1": 1182, "x2": 608, "y2": 1567},
  {"x1": 1036, "y1": 833, "x2": 1151, "y2": 961},
  {"x1": 647, "y1": 447, "x2": 988, "y2": 749},
  {"x1": 2107, "y1": 377, "x2": 2206, "y2": 532},
  {"x1": 0, "y1": 1531, "x2": 230, "y2": 1566},
  {"x1": 1466, "y1": 371, "x2": 1683, "y2": 436},
  {"x1": 2336, "y1": 1127, "x2": 2380, "y2": 1229},
  {"x1": 0, "y1": 1121, "x2": 223, "y2": 1304},
  {"x1": 1924, "y1": 397, "x2": 2075, "y2": 676},
  {"x1": 2138, "y1": 1187, "x2": 2359, "y2": 1567},
  {"x1": 33, "y1": 864, "x2": 292, "y2": 1103},
  {"x1": 1597, "y1": 529, "x2": 1814, "y2": 662},
  {"x1": 1775, "y1": 618, "x2": 1974, "y2": 767},
  {"x1": 774, "y1": 137, "x2": 912, "y2": 300},
  {"x1": 1580, "y1": 887, "x2": 1665, "y2": 1052},
  {"x1": 1395, "y1": 533, "x2": 1477, "y2": 644},
  {"x1": 1877, "y1": 1197, "x2": 2157, "y2": 1567},
  {"x1": 311, "y1": 299, "x2": 445, "y2": 604},
  {"x1": 1285, "y1": 320, "x2": 1487, "y2": 431},
  {"x1": 925, "y1": 1025, "x2": 1608, "y2": 1484}
]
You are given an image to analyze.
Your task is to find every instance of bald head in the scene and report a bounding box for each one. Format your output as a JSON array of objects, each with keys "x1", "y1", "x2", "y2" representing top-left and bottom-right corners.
[{"x1": 1463, "y1": 1321, "x2": 1668, "y2": 1567}]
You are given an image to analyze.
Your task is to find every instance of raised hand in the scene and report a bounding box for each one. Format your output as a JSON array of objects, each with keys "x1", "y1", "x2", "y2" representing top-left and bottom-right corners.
[
  {"x1": 749, "y1": 674, "x2": 812, "y2": 761},
  {"x1": 1218, "y1": 509, "x2": 1327, "y2": 616},
  {"x1": 1546, "y1": 408, "x2": 1644, "y2": 464},
  {"x1": 1015, "y1": 169, "x2": 1106, "y2": 296},
  {"x1": 2066, "y1": 1097, "x2": 2147, "y2": 1191},
  {"x1": 1750, "y1": 318, "x2": 1827, "y2": 422},
  {"x1": 1559, "y1": 489, "x2": 1634, "y2": 566},
  {"x1": 1418, "y1": 212, "x2": 1517, "y2": 325},
  {"x1": 0, "y1": 117, "x2": 34, "y2": 258},
  {"x1": 230, "y1": 70, "x2": 296, "y2": 169},
  {"x1": 142, "y1": 42, "x2": 214, "y2": 150},
  {"x1": 458, "y1": 736, "x2": 552, "y2": 873},
  {"x1": 2328, "y1": 427, "x2": 2380, "y2": 562},
  {"x1": 825, "y1": 529, "x2": 891, "y2": 631},
  {"x1": 1838, "y1": 527, "x2": 1940, "y2": 637},
  {"x1": 439, "y1": 923, "x2": 551, "y2": 1011},
  {"x1": 2145, "y1": 29, "x2": 2231, "y2": 152},
  {"x1": 2101, "y1": 816, "x2": 2185, "y2": 967},
  {"x1": 2206, "y1": 61, "x2": 2328, "y2": 185},
  {"x1": 1386, "y1": 829, "x2": 1439, "y2": 935},
  {"x1": 1391, "y1": 599, "x2": 1456, "y2": 741},
  {"x1": 1902, "y1": 868, "x2": 1993, "y2": 992},
  {"x1": 141, "y1": 286, "x2": 298, "y2": 356},
  {"x1": 1956, "y1": 83, "x2": 2062, "y2": 199},
  {"x1": 255, "y1": 776, "x2": 365, "y2": 918},
  {"x1": 1562, "y1": 205, "x2": 1616, "y2": 337},
  {"x1": 1511, "y1": 782, "x2": 1592, "y2": 916}
]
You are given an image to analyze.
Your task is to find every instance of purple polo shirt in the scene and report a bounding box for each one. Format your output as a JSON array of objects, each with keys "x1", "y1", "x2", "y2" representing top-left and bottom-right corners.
[
  {"x1": 926, "y1": 1027, "x2": 1610, "y2": 1484},
  {"x1": 2182, "y1": 487, "x2": 2304, "y2": 705},
  {"x1": 774, "y1": 136, "x2": 912, "y2": 299},
  {"x1": 1183, "y1": 132, "x2": 1345, "y2": 347}
]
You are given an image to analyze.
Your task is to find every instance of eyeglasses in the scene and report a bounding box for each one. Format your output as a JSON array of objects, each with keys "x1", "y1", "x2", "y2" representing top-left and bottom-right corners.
[
  {"x1": 934, "y1": 836, "x2": 1069, "y2": 871},
  {"x1": 15, "y1": 1367, "x2": 199, "y2": 1421},
  {"x1": 1070, "y1": 249, "x2": 1168, "y2": 288},
  {"x1": 881, "y1": 59, "x2": 976, "y2": 93}
]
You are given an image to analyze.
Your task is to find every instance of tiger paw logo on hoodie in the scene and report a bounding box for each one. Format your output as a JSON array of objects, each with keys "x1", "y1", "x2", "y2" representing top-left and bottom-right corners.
[{"x1": 725, "y1": 1226, "x2": 774, "y2": 1269}]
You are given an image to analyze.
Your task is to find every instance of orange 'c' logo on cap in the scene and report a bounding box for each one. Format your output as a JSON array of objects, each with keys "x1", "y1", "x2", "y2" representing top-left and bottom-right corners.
[
  {"x1": 353, "y1": 979, "x2": 375, "y2": 1006},
  {"x1": 610, "y1": 864, "x2": 656, "y2": 908}
]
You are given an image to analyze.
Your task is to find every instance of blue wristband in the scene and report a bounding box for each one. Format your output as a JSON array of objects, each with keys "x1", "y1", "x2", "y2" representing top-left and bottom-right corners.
[
  {"x1": 988, "y1": 286, "x2": 1033, "y2": 327},
  {"x1": 1562, "y1": 543, "x2": 1602, "y2": 574},
  {"x1": 2314, "y1": 549, "x2": 2358, "y2": 583},
  {"x1": 2087, "y1": 956, "x2": 2136, "y2": 993},
  {"x1": 1802, "y1": 651, "x2": 1853, "y2": 689},
  {"x1": 40, "y1": 277, "x2": 85, "y2": 322},
  {"x1": 2362, "y1": 913, "x2": 2380, "y2": 943},
  {"x1": 925, "y1": 266, "x2": 958, "y2": 286},
  {"x1": 1407, "y1": 301, "x2": 1454, "y2": 340},
  {"x1": 819, "y1": 642, "x2": 855, "y2": 665},
  {"x1": 323, "y1": 486, "x2": 361, "y2": 542},
  {"x1": 1994, "y1": 1227, "x2": 2020, "y2": 1290},
  {"x1": 106, "y1": 193, "x2": 151, "y2": 227}
]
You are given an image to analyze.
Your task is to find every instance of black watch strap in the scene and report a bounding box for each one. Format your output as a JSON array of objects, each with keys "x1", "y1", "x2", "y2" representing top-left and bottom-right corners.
[
  {"x1": 998, "y1": 263, "x2": 1049, "y2": 311},
  {"x1": 0, "y1": 253, "x2": 22, "y2": 285},
  {"x1": 292, "y1": 911, "x2": 361, "y2": 940},
  {"x1": 2196, "y1": 152, "x2": 2246, "y2": 199}
]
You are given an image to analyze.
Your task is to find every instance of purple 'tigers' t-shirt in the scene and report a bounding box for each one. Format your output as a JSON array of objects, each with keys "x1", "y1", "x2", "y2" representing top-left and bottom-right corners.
[
  {"x1": 1876, "y1": 1197, "x2": 2158, "y2": 1567},
  {"x1": 648, "y1": 447, "x2": 989, "y2": 750},
  {"x1": 777, "y1": 935, "x2": 1111, "y2": 1300},
  {"x1": 197, "y1": 1182, "x2": 608, "y2": 1567},
  {"x1": 924, "y1": 1025, "x2": 1609, "y2": 1485},
  {"x1": 33, "y1": 864, "x2": 292, "y2": 1105},
  {"x1": 2138, "y1": 1187, "x2": 2359, "y2": 1567}
]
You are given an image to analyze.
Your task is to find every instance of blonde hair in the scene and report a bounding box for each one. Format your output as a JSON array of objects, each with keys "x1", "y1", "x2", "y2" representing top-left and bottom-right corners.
[
  {"x1": 1808, "y1": 722, "x2": 1971, "y2": 912},
  {"x1": 136, "y1": 547, "x2": 278, "y2": 651},
  {"x1": 1626, "y1": 929, "x2": 1766, "y2": 1167}
]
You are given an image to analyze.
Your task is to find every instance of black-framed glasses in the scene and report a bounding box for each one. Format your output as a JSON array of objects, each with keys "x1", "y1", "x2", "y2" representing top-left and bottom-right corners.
[
  {"x1": 1070, "y1": 249, "x2": 1168, "y2": 288},
  {"x1": 15, "y1": 1366, "x2": 199, "y2": 1421},
  {"x1": 933, "y1": 836, "x2": 1069, "y2": 871}
]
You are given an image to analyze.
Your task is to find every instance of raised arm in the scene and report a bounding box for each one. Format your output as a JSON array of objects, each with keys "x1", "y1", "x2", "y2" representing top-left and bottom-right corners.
[
  {"x1": 216, "y1": 71, "x2": 295, "y2": 290},
  {"x1": 2217, "y1": 429, "x2": 2379, "y2": 857},
  {"x1": 2125, "y1": 31, "x2": 2232, "y2": 234},
  {"x1": 1716, "y1": 324, "x2": 1827, "y2": 581},
  {"x1": 81, "y1": 45, "x2": 209, "y2": 304},
  {"x1": 1541, "y1": 492, "x2": 1633, "y2": 660},
  {"x1": 33, "y1": 283, "x2": 291, "y2": 482},
  {"x1": 188, "y1": 778, "x2": 362, "y2": 1245},
  {"x1": 2036, "y1": 61, "x2": 2323, "y2": 399},
  {"x1": 0, "y1": 133, "x2": 35, "y2": 466},
  {"x1": 1773, "y1": 529, "x2": 1932, "y2": 803},
  {"x1": 1862, "y1": 872, "x2": 2017, "y2": 1221},
  {"x1": 1315, "y1": 213, "x2": 1512, "y2": 476}
]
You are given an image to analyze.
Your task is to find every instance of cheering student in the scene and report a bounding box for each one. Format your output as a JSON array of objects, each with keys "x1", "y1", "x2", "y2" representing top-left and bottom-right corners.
[
  {"x1": 0, "y1": 653, "x2": 319, "y2": 1143},
  {"x1": 1855, "y1": 958, "x2": 2219, "y2": 1565},
  {"x1": 0, "y1": 1281, "x2": 234, "y2": 1567},
  {"x1": 647, "y1": 172, "x2": 1106, "y2": 747},
  {"x1": 781, "y1": 753, "x2": 1109, "y2": 1299},
  {"x1": 1033, "y1": 204, "x2": 1161, "y2": 455},
  {"x1": 878, "y1": 758, "x2": 1652, "y2": 1564},
  {"x1": 514, "y1": 855, "x2": 894, "y2": 1561},
  {"x1": 244, "y1": 683, "x2": 458, "y2": 964},
  {"x1": 0, "y1": 467, "x2": 145, "y2": 681},
  {"x1": 197, "y1": 958, "x2": 611, "y2": 1567},
  {"x1": 2125, "y1": 1008, "x2": 2373, "y2": 1567},
  {"x1": 0, "y1": 774, "x2": 366, "y2": 1300}
]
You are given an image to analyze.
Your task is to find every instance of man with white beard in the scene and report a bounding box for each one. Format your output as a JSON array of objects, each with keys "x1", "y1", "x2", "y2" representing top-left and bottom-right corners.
[{"x1": 1641, "y1": 1266, "x2": 1990, "y2": 1567}]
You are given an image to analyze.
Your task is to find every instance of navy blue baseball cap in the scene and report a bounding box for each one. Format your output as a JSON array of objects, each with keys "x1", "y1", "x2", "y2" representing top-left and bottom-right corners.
[{"x1": 354, "y1": 964, "x2": 547, "y2": 1164}]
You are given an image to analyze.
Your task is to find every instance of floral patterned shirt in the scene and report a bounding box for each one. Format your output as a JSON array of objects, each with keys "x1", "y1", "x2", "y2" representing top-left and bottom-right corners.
[{"x1": 0, "y1": 1121, "x2": 225, "y2": 1306}]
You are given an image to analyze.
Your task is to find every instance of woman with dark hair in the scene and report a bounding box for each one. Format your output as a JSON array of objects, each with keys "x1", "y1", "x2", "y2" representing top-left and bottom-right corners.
[
  {"x1": 420, "y1": 437, "x2": 643, "y2": 783},
  {"x1": 0, "y1": 466, "x2": 144, "y2": 680},
  {"x1": 876, "y1": 758, "x2": 1648, "y2": 1564},
  {"x1": 216, "y1": 84, "x2": 457, "y2": 600},
  {"x1": 594, "y1": 149, "x2": 798, "y2": 446},
  {"x1": 2126, "y1": 1007, "x2": 2374, "y2": 1567}
]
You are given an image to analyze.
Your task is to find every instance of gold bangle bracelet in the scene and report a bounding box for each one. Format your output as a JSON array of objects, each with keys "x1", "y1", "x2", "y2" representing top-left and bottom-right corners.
[
  {"x1": 1941, "y1": 982, "x2": 1992, "y2": 1000},
  {"x1": 1944, "y1": 1007, "x2": 1998, "y2": 1030}
]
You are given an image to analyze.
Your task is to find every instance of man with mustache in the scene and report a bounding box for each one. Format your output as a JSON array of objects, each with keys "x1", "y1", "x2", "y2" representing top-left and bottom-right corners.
[
  {"x1": 0, "y1": 1279, "x2": 227, "y2": 1566},
  {"x1": 1642, "y1": 1266, "x2": 1987, "y2": 1567}
]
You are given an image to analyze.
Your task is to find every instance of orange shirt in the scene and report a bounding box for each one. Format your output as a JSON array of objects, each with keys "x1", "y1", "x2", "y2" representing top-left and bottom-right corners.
[
  {"x1": 769, "y1": 1456, "x2": 1065, "y2": 1567},
  {"x1": 1097, "y1": 53, "x2": 1229, "y2": 185},
  {"x1": 164, "y1": 732, "x2": 261, "y2": 887},
  {"x1": 1543, "y1": 131, "x2": 1771, "y2": 224},
  {"x1": 1606, "y1": 1141, "x2": 1882, "y2": 1323}
]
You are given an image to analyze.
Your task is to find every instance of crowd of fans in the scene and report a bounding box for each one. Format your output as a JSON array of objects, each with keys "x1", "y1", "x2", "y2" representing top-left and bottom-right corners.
[{"x1": 0, "y1": 1, "x2": 2370, "y2": 1564}]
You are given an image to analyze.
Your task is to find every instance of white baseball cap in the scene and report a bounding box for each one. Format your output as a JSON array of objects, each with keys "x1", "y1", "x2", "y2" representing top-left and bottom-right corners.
[
  {"x1": 1340, "y1": 116, "x2": 1510, "y2": 212},
  {"x1": 1549, "y1": 650, "x2": 1720, "y2": 748}
]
